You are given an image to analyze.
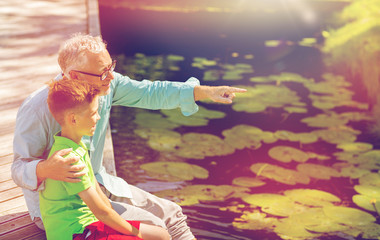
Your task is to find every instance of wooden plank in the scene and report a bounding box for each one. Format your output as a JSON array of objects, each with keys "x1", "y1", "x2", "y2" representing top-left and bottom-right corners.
[
  {"x1": 0, "y1": 0, "x2": 106, "y2": 239},
  {"x1": 21, "y1": 232, "x2": 47, "y2": 240},
  {"x1": 0, "y1": 163, "x2": 11, "y2": 182},
  {"x1": 0, "y1": 212, "x2": 33, "y2": 235},
  {"x1": 0, "y1": 180, "x2": 18, "y2": 192},
  {"x1": 0, "y1": 196, "x2": 28, "y2": 217},
  {"x1": 0, "y1": 154, "x2": 13, "y2": 165},
  {"x1": 0, "y1": 212, "x2": 29, "y2": 225},
  {"x1": 0, "y1": 222, "x2": 46, "y2": 240},
  {"x1": 0, "y1": 133, "x2": 14, "y2": 157},
  {"x1": 0, "y1": 187, "x2": 23, "y2": 203}
]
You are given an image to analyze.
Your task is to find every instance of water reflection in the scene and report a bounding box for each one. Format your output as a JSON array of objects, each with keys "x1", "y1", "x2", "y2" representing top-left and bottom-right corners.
[{"x1": 101, "y1": 1, "x2": 380, "y2": 239}]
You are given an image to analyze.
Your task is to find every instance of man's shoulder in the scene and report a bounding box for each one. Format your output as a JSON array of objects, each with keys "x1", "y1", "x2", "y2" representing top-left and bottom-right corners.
[{"x1": 19, "y1": 85, "x2": 49, "y2": 113}]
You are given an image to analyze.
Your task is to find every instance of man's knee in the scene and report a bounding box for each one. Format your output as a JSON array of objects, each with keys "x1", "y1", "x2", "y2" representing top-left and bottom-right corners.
[
  {"x1": 111, "y1": 200, "x2": 167, "y2": 229},
  {"x1": 166, "y1": 200, "x2": 185, "y2": 218}
]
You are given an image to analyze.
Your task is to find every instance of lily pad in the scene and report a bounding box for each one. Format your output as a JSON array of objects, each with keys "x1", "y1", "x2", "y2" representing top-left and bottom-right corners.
[
  {"x1": 146, "y1": 131, "x2": 183, "y2": 152},
  {"x1": 323, "y1": 206, "x2": 376, "y2": 226},
  {"x1": 306, "y1": 152, "x2": 331, "y2": 161},
  {"x1": 175, "y1": 133, "x2": 235, "y2": 159},
  {"x1": 298, "y1": 37, "x2": 317, "y2": 47},
  {"x1": 251, "y1": 163, "x2": 310, "y2": 185},
  {"x1": 312, "y1": 127, "x2": 358, "y2": 144},
  {"x1": 288, "y1": 208, "x2": 328, "y2": 229},
  {"x1": 222, "y1": 124, "x2": 276, "y2": 150},
  {"x1": 333, "y1": 151, "x2": 358, "y2": 162},
  {"x1": 265, "y1": 40, "x2": 282, "y2": 47},
  {"x1": 232, "y1": 177, "x2": 266, "y2": 188},
  {"x1": 337, "y1": 142, "x2": 373, "y2": 152},
  {"x1": 354, "y1": 185, "x2": 380, "y2": 198},
  {"x1": 340, "y1": 166, "x2": 370, "y2": 179},
  {"x1": 340, "y1": 111, "x2": 374, "y2": 122},
  {"x1": 221, "y1": 63, "x2": 254, "y2": 81},
  {"x1": 358, "y1": 160, "x2": 380, "y2": 171},
  {"x1": 352, "y1": 194, "x2": 380, "y2": 213},
  {"x1": 250, "y1": 72, "x2": 312, "y2": 84},
  {"x1": 154, "y1": 184, "x2": 250, "y2": 206},
  {"x1": 297, "y1": 163, "x2": 341, "y2": 180},
  {"x1": 140, "y1": 162, "x2": 209, "y2": 181},
  {"x1": 356, "y1": 223, "x2": 380, "y2": 240},
  {"x1": 192, "y1": 57, "x2": 217, "y2": 69},
  {"x1": 190, "y1": 106, "x2": 226, "y2": 119},
  {"x1": 242, "y1": 193, "x2": 298, "y2": 217},
  {"x1": 231, "y1": 84, "x2": 303, "y2": 113},
  {"x1": 284, "y1": 189, "x2": 341, "y2": 207},
  {"x1": 232, "y1": 101, "x2": 267, "y2": 113},
  {"x1": 223, "y1": 133, "x2": 262, "y2": 150},
  {"x1": 268, "y1": 146, "x2": 309, "y2": 163},
  {"x1": 161, "y1": 106, "x2": 225, "y2": 127},
  {"x1": 301, "y1": 113, "x2": 349, "y2": 128},
  {"x1": 274, "y1": 130, "x2": 318, "y2": 144},
  {"x1": 134, "y1": 111, "x2": 179, "y2": 129},
  {"x1": 167, "y1": 54, "x2": 184, "y2": 61},
  {"x1": 232, "y1": 211, "x2": 278, "y2": 230},
  {"x1": 359, "y1": 172, "x2": 380, "y2": 187},
  {"x1": 160, "y1": 111, "x2": 206, "y2": 126},
  {"x1": 274, "y1": 217, "x2": 321, "y2": 239},
  {"x1": 284, "y1": 106, "x2": 308, "y2": 113},
  {"x1": 304, "y1": 219, "x2": 350, "y2": 233},
  {"x1": 134, "y1": 128, "x2": 181, "y2": 140},
  {"x1": 356, "y1": 150, "x2": 380, "y2": 165},
  {"x1": 203, "y1": 70, "x2": 221, "y2": 81}
]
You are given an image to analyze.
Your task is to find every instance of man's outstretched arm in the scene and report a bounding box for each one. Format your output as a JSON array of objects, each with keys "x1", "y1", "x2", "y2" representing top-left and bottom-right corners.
[{"x1": 193, "y1": 85, "x2": 247, "y2": 103}]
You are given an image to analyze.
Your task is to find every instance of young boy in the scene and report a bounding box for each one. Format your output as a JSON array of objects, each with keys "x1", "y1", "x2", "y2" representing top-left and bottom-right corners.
[{"x1": 40, "y1": 79, "x2": 170, "y2": 240}]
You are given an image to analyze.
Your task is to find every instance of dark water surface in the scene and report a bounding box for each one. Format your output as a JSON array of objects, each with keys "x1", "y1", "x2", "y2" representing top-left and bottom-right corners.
[{"x1": 100, "y1": 2, "x2": 377, "y2": 240}]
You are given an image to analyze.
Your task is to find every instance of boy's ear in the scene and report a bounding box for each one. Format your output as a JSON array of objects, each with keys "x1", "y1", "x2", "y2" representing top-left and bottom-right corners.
[{"x1": 66, "y1": 112, "x2": 77, "y2": 126}]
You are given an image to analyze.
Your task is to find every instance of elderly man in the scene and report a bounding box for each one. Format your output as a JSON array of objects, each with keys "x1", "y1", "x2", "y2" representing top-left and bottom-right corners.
[{"x1": 12, "y1": 34, "x2": 246, "y2": 240}]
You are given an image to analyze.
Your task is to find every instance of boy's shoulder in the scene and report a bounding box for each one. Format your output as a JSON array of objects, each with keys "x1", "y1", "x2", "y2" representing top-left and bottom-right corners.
[{"x1": 50, "y1": 142, "x2": 87, "y2": 160}]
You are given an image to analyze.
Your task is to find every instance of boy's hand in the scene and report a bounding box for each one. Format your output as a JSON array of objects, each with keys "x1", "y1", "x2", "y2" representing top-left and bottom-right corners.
[{"x1": 36, "y1": 148, "x2": 86, "y2": 184}]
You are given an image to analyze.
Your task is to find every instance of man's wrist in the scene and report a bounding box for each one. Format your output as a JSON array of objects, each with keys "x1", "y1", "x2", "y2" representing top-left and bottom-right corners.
[
  {"x1": 36, "y1": 160, "x2": 47, "y2": 185},
  {"x1": 194, "y1": 85, "x2": 209, "y2": 101}
]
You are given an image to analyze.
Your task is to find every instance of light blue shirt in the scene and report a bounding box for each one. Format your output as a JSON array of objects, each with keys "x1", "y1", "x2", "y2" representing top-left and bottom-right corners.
[{"x1": 12, "y1": 72, "x2": 200, "y2": 220}]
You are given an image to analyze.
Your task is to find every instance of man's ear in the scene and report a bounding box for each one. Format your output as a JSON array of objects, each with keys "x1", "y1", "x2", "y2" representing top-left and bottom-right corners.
[{"x1": 69, "y1": 70, "x2": 79, "y2": 80}]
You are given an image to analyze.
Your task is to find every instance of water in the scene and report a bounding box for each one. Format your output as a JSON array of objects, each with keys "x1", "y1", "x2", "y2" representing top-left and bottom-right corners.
[{"x1": 100, "y1": 2, "x2": 379, "y2": 239}]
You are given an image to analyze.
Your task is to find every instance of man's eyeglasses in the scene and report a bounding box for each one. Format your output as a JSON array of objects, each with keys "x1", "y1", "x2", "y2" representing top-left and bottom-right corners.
[{"x1": 73, "y1": 60, "x2": 116, "y2": 81}]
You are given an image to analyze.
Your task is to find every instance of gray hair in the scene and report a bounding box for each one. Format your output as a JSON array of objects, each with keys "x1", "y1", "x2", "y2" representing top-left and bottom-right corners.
[{"x1": 58, "y1": 33, "x2": 107, "y2": 77}]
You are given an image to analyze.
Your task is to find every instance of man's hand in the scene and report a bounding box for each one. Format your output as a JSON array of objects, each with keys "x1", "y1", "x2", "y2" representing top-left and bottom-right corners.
[
  {"x1": 36, "y1": 148, "x2": 86, "y2": 185},
  {"x1": 194, "y1": 85, "x2": 247, "y2": 104}
]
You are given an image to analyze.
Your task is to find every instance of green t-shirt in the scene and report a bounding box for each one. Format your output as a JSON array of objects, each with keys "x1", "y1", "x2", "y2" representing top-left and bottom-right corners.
[{"x1": 39, "y1": 133, "x2": 98, "y2": 240}]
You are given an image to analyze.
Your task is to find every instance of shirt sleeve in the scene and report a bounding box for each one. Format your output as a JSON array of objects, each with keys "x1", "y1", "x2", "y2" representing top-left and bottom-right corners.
[
  {"x1": 12, "y1": 95, "x2": 51, "y2": 191},
  {"x1": 111, "y1": 72, "x2": 200, "y2": 116},
  {"x1": 62, "y1": 153, "x2": 93, "y2": 196}
]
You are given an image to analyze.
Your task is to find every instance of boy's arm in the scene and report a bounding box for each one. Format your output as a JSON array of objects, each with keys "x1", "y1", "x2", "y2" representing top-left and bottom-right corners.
[
  {"x1": 94, "y1": 181, "x2": 112, "y2": 209},
  {"x1": 78, "y1": 186, "x2": 142, "y2": 238}
]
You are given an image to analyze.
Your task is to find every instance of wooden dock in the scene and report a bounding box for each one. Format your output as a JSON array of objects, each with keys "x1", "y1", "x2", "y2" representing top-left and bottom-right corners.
[{"x1": 0, "y1": 0, "x2": 116, "y2": 239}]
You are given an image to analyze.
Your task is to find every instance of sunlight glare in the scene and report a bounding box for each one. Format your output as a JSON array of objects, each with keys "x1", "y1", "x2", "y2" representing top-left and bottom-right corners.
[{"x1": 282, "y1": 0, "x2": 318, "y2": 25}]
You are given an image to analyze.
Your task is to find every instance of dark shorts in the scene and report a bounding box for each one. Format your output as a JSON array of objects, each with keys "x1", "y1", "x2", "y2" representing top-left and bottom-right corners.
[{"x1": 73, "y1": 220, "x2": 142, "y2": 240}]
